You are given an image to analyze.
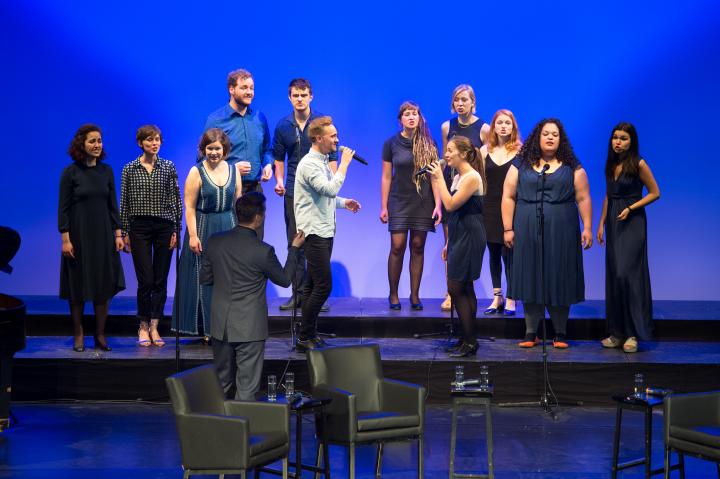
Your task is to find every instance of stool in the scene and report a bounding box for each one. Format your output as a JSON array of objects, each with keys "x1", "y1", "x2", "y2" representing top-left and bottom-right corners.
[
  {"x1": 449, "y1": 385, "x2": 494, "y2": 479},
  {"x1": 611, "y1": 393, "x2": 681, "y2": 478}
]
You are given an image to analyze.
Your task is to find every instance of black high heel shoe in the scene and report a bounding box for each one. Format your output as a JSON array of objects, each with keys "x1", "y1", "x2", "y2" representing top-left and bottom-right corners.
[
  {"x1": 93, "y1": 335, "x2": 112, "y2": 352},
  {"x1": 72, "y1": 337, "x2": 85, "y2": 353},
  {"x1": 448, "y1": 342, "x2": 478, "y2": 358}
]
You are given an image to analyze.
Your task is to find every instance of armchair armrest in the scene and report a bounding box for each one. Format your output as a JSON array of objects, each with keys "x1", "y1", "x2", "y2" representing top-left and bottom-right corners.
[
  {"x1": 380, "y1": 378, "x2": 426, "y2": 418},
  {"x1": 176, "y1": 413, "x2": 249, "y2": 468},
  {"x1": 664, "y1": 391, "x2": 720, "y2": 441},
  {"x1": 314, "y1": 384, "x2": 357, "y2": 441},
  {"x1": 224, "y1": 400, "x2": 289, "y2": 437}
]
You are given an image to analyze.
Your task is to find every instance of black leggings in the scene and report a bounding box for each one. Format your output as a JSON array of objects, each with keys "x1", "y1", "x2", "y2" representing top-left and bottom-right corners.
[
  {"x1": 487, "y1": 242, "x2": 509, "y2": 290},
  {"x1": 448, "y1": 279, "x2": 477, "y2": 344}
]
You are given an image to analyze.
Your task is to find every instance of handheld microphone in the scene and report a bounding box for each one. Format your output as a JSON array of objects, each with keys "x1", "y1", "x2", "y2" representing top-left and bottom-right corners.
[
  {"x1": 339, "y1": 146, "x2": 368, "y2": 165},
  {"x1": 414, "y1": 159, "x2": 446, "y2": 177}
]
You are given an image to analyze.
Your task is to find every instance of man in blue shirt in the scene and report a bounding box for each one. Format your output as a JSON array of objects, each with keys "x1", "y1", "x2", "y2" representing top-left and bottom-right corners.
[
  {"x1": 273, "y1": 79, "x2": 336, "y2": 311},
  {"x1": 205, "y1": 68, "x2": 274, "y2": 239}
]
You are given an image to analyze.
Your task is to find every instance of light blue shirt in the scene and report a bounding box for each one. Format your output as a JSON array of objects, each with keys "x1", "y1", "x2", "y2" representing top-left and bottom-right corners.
[{"x1": 294, "y1": 149, "x2": 347, "y2": 238}]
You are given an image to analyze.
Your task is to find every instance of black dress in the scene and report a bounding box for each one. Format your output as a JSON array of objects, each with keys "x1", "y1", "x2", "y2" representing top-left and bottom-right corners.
[
  {"x1": 483, "y1": 154, "x2": 513, "y2": 244},
  {"x1": 382, "y1": 133, "x2": 435, "y2": 232},
  {"x1": 447, "y1": 172, "x2": 487, "y2": 281},
  {"x1": 605, "y1": 170, "x2": 653, "y2": 340},
  {"x1": 58, "y1": 162, "x2": 125, "y2": 302},
  {"x1": 508, "y1": 161, "x2": 584, "y2": 306}
]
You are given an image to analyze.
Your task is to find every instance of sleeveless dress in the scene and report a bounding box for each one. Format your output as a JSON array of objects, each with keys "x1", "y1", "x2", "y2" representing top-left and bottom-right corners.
[
  {"x1": 508, "y1": 161, "x2": 585, "y2": 306},
  {"x1": 172, "y1": 162, "x2": 237, "y2": 335},
  {"x1": 58, "y1": 162, "x2": 126, "y2": 302},
  {"x1": 443, "y1": 117, "x2": 485, "y2": 223},
  {"x1": 447, "y1": 172, "x2": 487, "y2": 282},
  {"x1": 483, "y1": 154, "x2": 514, "y2": 244},
  {"x1": 382, "y1": 133, "x2": 435, "y2": 232},
  {"x1": 605, "y1": 168, "x2": 653, "y2": 339}
]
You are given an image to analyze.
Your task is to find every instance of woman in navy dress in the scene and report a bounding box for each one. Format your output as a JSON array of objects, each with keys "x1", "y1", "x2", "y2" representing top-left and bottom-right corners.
[
  {"x1": 438, "y1": 84, "x2": 490, "y2": 311},
  {"x1": 172, "y1": 128, "x2": 242, "y2": 340},
  {"x1": 380, "y1": 101, "x2": 442, "y2": 310},
  {"x1": 59, "y1": 124, "x2": 125, "y2": 352},
  {"x1": 428, "y1": 136, "x2": 487, "y2": 357},
  {"x1": 596, "y1": 122, "x2": 660, "y2": 353},
  {"x1": 502, "y1": 119, "x2": 593, "y2": 348},
  {"x1": 480, "y1": 109, "x2": 522, "y2": 316}
]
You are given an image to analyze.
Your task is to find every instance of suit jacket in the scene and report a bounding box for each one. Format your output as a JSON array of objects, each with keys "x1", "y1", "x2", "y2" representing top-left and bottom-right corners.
[{"x1": 200, "y1": 226, "x2": 298, "y2": 342}]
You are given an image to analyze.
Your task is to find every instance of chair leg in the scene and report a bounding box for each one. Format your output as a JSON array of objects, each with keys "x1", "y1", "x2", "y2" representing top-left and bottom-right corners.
[
  {"x1": 348, "y1": 444, "x2": 356, "y2": 479},
  {"x1": 375, "y1": 443, "x2": 383, "y2": 477},
  {"x1": 679, "y1": 453, "x2": 685, "y2": 479},
  {"x1": 282, "y1": 457, "x2": 289, "y2": 479},
  {"x1": 485, "y1": 403, "x2": 494, "y2": 479},
  {"x1": 449, "y1": 400, "x2": 459, "y2": 479},
  {"x1": 612, "y1": 404, "x2": 623, "y2": 479},
  {"x1": 664, "y1": 446, "x2": 670, "y2": 479},
  {"x1": 254, "y1": 468, "x2": 260, "y2": 479},
  {"x1": 418, "y1": 435, "x2": 424, "y2": 479},
  {"x1": 316, "y1": 442, "x2": 324, "y2": 479},
  {"x1": 183, "y1": 470, "x2": 190, "y2": 479}
]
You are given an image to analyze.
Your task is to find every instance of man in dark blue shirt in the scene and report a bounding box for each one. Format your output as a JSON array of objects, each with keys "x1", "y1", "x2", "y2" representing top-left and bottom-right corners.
[
  {"x1": 273, "y1": 78, "x2": 336, "y2": 311},
  {"x1": 205, "y1": 68, "x2": 274, "y2": 239}
]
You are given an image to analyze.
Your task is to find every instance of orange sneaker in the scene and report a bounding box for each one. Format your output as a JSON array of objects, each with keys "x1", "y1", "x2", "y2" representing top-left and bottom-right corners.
[
  {"x1": 553, "y1": 337, "x2": 569, "y2": 349},
  {"x1": 519, "y1": 335, "x2": 541, "y2": 348}
]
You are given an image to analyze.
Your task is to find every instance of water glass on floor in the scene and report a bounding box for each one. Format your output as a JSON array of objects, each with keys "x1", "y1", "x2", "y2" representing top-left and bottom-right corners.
[
  {"x1": 268, "y1": 375, "x2": 277, "y2": 401},
  {"x1": 285, "y1": 372, "x2": 294, "y2": 397}
]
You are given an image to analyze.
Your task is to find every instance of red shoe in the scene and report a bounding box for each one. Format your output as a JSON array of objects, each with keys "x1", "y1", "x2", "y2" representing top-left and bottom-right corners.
[
  {"x1": 553, "y1": 338, "x2": 569, "y2": 349},
  {"x1": 519, "y1": 335, "x2": 541, "y2": 348}
]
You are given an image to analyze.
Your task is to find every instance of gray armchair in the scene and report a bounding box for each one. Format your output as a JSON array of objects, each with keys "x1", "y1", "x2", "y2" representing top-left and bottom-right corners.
[
  {"x1": 166, "y1": 364, "x2": 290, "y2": 479},
  {"x1": 664, "y1": 390, "x2": 720, "y2": 478},
  {"x1": 307, "y1": 343, "x2": 425, "y2": 479}
]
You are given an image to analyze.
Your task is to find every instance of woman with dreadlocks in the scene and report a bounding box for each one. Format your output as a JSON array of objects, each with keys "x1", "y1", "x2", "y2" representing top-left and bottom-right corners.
[
  {"x1": 380, "y1": 101, "x2": 442, "y2": 310},
  {"x1": 502, "y1": 119, "x2": 593, "y2": 349}
]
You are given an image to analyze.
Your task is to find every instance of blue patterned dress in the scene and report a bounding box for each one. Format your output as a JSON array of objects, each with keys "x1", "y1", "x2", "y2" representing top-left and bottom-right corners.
[{"x1": 172, "y1": 162, "x2": 237, "y2": 335}]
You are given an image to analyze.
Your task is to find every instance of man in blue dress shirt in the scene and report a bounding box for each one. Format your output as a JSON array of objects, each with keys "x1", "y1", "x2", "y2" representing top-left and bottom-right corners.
[
  {"x1": 205, "y1": 68, "x2": 274, "y2": 239},
  {"x1": 273, "y1": 78, "x2": 336, "y2": 311}
]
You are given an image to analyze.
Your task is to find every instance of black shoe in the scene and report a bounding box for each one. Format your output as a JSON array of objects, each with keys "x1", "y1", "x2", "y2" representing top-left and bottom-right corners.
[
  {"x1": 444, "y1": 339, "x2": 464, "y2": 352},
  {"x1": 320, "y1": 302, "x2": 330, "y2": 312},
  {"x1": 93, "y1": 335, "x2": 112, "y2": 352},
  {"x1": 311, "y1": 336, "x2": 329, "y2": 348},
  {"x1": 72, "y1": 343, "x2": 85, "y2": 353},
  {"x1": 279, "y1": 296, "x2": 300, "y2": 311},
  {"x1": 295, "y1": 338, "x2": 318, "y2": 353},
  {"x1": 448, "y1": 342, "x2": 478, "y2": 358}
]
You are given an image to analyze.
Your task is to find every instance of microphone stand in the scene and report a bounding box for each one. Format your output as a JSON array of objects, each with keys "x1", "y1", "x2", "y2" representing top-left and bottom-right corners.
[{"x1": 172, "y1": 171, "x2": 182, "y2": 373}]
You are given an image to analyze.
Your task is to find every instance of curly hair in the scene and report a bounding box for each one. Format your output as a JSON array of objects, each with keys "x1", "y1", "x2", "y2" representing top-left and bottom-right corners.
[
  {"x1": 198, "y1": 128, "x2": 232, "y2": 160},
  {"x1": 448, "y1": 136, "x2": 486, "y2": 192},
  {"x1": 517, "y1": 118, "x2": 580, "y2": 170},
  {"x1": 486, "y1": 109, "x2": 522, "y2": 153},
  {"x1": 68, "y1": 124, "x2": 106, "y2": 163},
  {"x1": 605, "y1": 122, "x2": 640, "y2": 180},
  {"x1": 397, "y1": 101, "x2": 439, "y2": 194}
]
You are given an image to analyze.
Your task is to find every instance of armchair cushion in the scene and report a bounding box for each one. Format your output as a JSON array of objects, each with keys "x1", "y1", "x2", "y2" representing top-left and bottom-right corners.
[
  {"x1": 357, "y1": 411, "x2": 420, "y2": 431},
  {"x1": 249, "y1": 431, "x2": 290, "y2": 456},
  {"x1": 670, "y1": 425, "x2": 720, "y2": 448}
]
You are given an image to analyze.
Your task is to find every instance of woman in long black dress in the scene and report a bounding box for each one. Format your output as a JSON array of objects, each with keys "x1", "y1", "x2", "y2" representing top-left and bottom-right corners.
[
  {"x1": 380, "y1": 101, "x2": 441, "y2": 310},
  {"x1": 596, "y1": 122, "x2": 660, "y2": 353},
  {"x1": 502, "y1": 119, "x2": 592, "y2": 349},
  {"x1": 59, "y1": 124, "x2": 126, "y2": 352},
  {"x1": 480, "y1": 109, "x2": 522, "y2": 316},
  {"x1": 428, "y1": 136, "x2": 486, "y2": 357}
]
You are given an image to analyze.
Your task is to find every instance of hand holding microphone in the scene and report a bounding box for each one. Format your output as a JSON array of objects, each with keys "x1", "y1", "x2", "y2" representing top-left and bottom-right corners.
[{"x1": 338, "y1": 146, "x2": 368, "y2": 165}]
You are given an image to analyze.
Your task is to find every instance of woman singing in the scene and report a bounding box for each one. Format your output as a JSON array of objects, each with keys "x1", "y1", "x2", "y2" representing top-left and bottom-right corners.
[
  {"x1": 438, "y1": 84, "x2": 490, "y2": 311},
  {"x1": 59, "y1": 124, "x2": 125, "y2": 352},
  {"x1": 120, "y1": 125, "x2": 182, "y2": 347},
  {"x1": 480, "y1": 110, "x2": 522, "y2": 316},
  {"x1": 172, "y1": 128, "x2": 242, "y2": 341},
  {"x1": 380, "y1": 101, "x2": 442, "y2": 310},
  {"x1": 502, "y1": 119, "x2": 592, "y2": 349},
  {"x1": 427, "y1": 136, "x2": 487, "y2": 357},
  {"x1": 596, "y1": 122, "x2": 659, "y2": 353}
]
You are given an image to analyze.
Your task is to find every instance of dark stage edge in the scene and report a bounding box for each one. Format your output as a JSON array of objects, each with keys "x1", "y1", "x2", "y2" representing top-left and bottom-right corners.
[
  {"x1": 17, "y1": 295, "x2": 720, "y2": 340},
  {"x1": 12, "y1": 336, "x2": 720, "y2": 406}
]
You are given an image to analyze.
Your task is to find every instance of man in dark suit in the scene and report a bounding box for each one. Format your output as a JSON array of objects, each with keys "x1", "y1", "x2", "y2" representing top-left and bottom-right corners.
[{"x1": 200, "y1": 192, "x2": 304, "y2": 400}]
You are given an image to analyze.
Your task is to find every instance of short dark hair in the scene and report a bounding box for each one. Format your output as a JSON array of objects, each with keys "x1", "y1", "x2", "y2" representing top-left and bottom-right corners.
[
  {"x1": 235, "y1": 192, "x2": 266, "y2": 224},
  {"x1": 68, "y1": 124, "x2": 106, "y2": 162},
  {"x1": 136, "y1": 124, "x2": 163, "y2": 144},
  {"x1": 198, "y1": 128, "x2": 231, "y2": 160},
  {"x1": 288, "y1": 78, "x2": 312, "y2": 95},
  {"x1": 227, "y1": 68, "x2": 253, "y2": 89}
]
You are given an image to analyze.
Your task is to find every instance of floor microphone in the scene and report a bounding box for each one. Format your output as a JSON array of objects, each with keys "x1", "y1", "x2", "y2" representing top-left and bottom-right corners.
[{"x1": 339, "y1": 146, "x2": 368, "y2": 165}]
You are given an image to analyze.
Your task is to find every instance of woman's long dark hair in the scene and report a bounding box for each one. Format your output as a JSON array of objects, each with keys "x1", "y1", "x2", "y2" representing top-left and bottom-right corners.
[
  {"x1": 449, "y1": 136, "x2": 486, "y2": 192},
  {"x1": 517, "y1": 118, "x2": 580, "y2": 170},
  {"x1": 605, "y1": 122, "x2": 640, "y2": 180}
]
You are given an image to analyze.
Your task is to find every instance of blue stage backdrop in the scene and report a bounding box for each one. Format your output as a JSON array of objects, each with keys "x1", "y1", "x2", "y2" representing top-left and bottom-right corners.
[{"x1": 1, "y1": 1, "x2": 719, "y2": 301}]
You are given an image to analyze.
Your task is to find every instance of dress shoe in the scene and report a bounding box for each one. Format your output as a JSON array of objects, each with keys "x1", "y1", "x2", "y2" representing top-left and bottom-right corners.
[
  {"x1": 410, "y1": 297, "x2": 424, "y2": 311},
  {"x1": 93, "y1": 335, "x2": 112, "y2": 352},
  {"x1": 320, "y1": 302, "x2": 330, "y2": 312},
  {"x1": 279, "y1": 296, "x2": 300, "y2": 311},
  {"x1": 518, "y1": 334, "x2": 541, "y2": 348},
  {"x1": 448, "y1": 342, "x2": 478, "y2": 358},
  {"x1": 388, "y1": 296, "x2": 401, "y2": 310},
  {"x1": 483, "y1": 292, "x2": 504, "y2": 314},
  {"x1": 295, "y1": 338, "x2": 318, "y2": 352}
]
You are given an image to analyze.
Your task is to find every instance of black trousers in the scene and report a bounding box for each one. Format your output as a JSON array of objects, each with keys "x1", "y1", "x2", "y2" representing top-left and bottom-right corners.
[
  {"x1": 487, "y1": 242, "x2": 510, "y2": 289},
  {"x1": 300, "y1": 235, "x2": 333, "y2": 339},
  {"x1": 128, "y1": 217, "x2": 175, "y2": 321},
  {"x1": 283, "y1": 194, "x2": 306, "y2": 292},
  {"x1": 0, "y1": 357, "x2": 11, "y2": 419},
  {"x1": 242, "y1": 181, "x2": 264, "y2": 240}
]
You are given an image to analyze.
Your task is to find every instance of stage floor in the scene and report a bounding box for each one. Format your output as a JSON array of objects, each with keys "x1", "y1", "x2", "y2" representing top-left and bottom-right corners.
[{"x1": 2, "y1": 402, "x2": 718, "y2": 478}]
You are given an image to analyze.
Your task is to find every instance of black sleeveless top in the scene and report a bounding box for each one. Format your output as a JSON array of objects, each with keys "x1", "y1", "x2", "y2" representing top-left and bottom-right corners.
[{"x1": 446, "y1": 117, "x2": 484, "y2": 148}]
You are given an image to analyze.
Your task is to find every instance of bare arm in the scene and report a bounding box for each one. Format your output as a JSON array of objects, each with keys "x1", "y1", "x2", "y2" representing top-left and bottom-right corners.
[
  {"x1": 183, "y1": 166, "x2": 202, "y2": 254},
  {"x1": 574, "y1": 167, "x2": 593, "y2": 249},
  {"x1": 631, "y1": 160, "x2": 660, "y2": 209},
  {"x1": 440, "y1": 121, "x2": 450, "y2": 157},
  {"x1": 274, "y1": 160, "x2": 285, "y2": 195},
  {"x1": 501, "y1": 165, "x2": 519, "y2": 248},
  {"x1": 234, "y1": 164, "x2": 243, "y2": 200},
  {"x1": 480, "y1": 123, "x2": 491, "y2": 145},
  {"x1": 380, "y1": 161, "x2": 392, "y2": 223},
  {"x1": 596, "y1": 194, "x2": 608, "y2": 245},
  {"x1": 429, "y1": 166, "x2": 479, "y2": 212}
]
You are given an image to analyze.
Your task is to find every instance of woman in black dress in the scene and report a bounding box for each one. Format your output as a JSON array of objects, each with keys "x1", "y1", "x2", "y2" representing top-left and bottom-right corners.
[
  {"x1": 380, "y1": 101, "x2": 441, "y2": 310},
  {"x1": 120, "y1": 125, "x2": 182, "y2": 348},
  {"x1": 480, "y1": 109, "x2": 522, "y2": 316},
  {"x1": 596, "y1": 122, "x2": 659, "y2": 353},
  {"x1": 59, "y1": 124, "x2": 126, "y2": 352},
  {"x1": 502, "y1": 119, "x2": 592, "y2": 349},
  {"x1": 428, "y1": 136, "x2": 487, "y2": 357},
  {"x1": 438, "y1": 84, "x2": 490, "y2": 311}
]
